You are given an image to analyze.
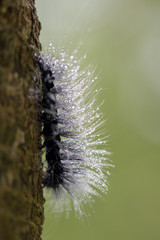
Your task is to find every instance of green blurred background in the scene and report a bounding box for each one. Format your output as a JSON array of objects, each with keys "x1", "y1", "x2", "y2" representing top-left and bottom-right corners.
[{"x1": 36, "y1": 1, "x2": 160, "y2": 239}]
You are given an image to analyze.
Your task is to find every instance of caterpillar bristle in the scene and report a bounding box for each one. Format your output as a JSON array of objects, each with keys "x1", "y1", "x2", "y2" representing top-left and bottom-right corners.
[{"x1": 36, "y1": 43, "x2": 113, "y2": 216}]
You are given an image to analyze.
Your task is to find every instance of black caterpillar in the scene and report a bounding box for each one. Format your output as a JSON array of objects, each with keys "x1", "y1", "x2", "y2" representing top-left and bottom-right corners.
[{"x1": 36, "y1": 44, "x2": 112, "y2": 215}]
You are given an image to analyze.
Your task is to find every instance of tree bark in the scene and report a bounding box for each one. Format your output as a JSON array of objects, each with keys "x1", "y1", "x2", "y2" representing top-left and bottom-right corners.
[{"x1": 0, "y1": 1, "x2": 44, "y2": 240}]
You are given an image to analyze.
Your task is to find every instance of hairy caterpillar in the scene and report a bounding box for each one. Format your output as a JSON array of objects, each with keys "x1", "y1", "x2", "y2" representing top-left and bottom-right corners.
[{"x1": 36, "y1": 43, "x2": 112, "y2": 216}]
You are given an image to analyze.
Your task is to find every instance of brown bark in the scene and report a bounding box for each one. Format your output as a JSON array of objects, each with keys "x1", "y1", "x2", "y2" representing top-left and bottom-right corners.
[{"x1": 0, "y1": 0, "x2": 44, "y2": 240}]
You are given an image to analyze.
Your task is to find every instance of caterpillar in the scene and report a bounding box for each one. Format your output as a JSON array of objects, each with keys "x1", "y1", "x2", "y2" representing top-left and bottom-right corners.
[{"x1": 36, "y1": 43, "x2": 112, "y2": 216}]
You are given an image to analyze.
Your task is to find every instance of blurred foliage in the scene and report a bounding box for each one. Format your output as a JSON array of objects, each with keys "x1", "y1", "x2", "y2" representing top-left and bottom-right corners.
[{"x1": 36, "y1": 0, "x2": 160, "y2": 239}]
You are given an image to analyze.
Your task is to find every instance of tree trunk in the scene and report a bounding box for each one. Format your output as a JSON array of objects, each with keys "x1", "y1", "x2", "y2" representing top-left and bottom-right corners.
[{"x1": 0, "y1": 1, "x2": 44, "y2": 240}]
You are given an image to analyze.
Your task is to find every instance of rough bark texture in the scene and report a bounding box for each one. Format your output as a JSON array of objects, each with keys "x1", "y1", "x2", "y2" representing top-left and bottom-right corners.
[{"x1": 0, "y1": 0, "x2": 44, "y2": 240}]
